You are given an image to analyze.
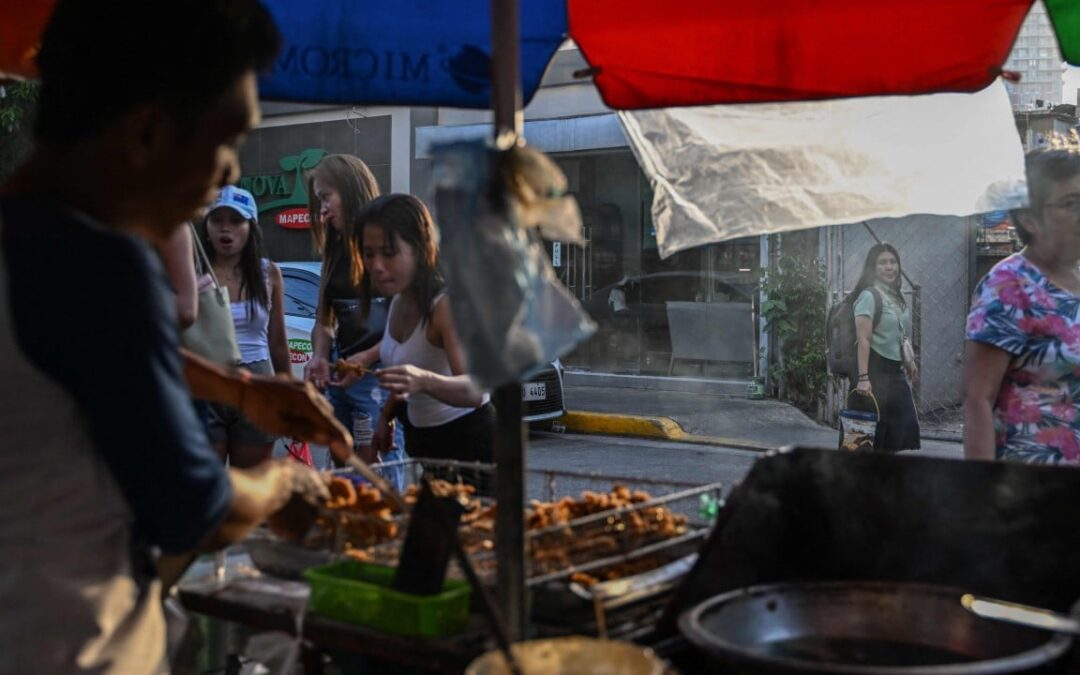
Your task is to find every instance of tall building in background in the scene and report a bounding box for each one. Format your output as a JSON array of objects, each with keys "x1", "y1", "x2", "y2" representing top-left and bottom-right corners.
[{"x1": 1003, "y1": 1, "x2": 1064, "y2": 108}]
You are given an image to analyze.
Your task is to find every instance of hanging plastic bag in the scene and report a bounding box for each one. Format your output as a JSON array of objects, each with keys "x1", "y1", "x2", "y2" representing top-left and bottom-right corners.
[{"x1": 432, "y1": 139, "x2": 595, "y2": 390}]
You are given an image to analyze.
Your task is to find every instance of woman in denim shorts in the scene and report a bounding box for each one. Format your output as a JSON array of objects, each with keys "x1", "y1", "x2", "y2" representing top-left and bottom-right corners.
[
  {"x1": 302, "y1": 155, "x2": 405, "y2": 487},
  {"x1": 201, "y1": 186, "x2": 291, "y2": 467}
]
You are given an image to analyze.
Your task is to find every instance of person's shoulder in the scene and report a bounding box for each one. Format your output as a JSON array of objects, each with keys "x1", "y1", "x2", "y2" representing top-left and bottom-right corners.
[
  {"x1": 3, "y1": 194, "x2": 159, "y2": 280},
  {"x1": 980, "y1": 253, "x2": 1033, "y2": 289},
  {"x1": 853, "y1": 287, "x2": 876, "y2": 306},
  {"x1": 996, "y1": 253, "x2": 1032, "y2": 276}
]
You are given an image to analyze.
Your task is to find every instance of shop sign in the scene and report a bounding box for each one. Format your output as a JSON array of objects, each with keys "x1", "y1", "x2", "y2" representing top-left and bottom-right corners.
[
  {"x1": 277, "y1": 208, "x2": 311, "y2": 229},
  {"x1": 289, "y1": 338, "x2": 313, "y2": 364},
  {"x1": 239, "y1": 148, "x2": 328, "y2": 229}
]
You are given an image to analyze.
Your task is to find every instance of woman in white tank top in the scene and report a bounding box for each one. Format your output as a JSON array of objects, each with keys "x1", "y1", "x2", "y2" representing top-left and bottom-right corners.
[
  {"x1": 202, "y1": 186, "x2": 290, "y2": 467},
  {"x1": 338, "y1": 194, "x2": 494, "y2": 488}
]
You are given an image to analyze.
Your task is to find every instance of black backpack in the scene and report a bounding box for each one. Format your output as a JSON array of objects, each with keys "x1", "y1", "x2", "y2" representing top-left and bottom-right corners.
[{"x1": 826, "y1": 286, "x2": 883, "y2": 381}]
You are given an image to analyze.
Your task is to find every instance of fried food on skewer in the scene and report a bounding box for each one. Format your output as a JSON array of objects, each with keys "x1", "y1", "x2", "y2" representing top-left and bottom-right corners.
[{"x1": 334, "y1": 359, "x2": 373, "y2": 379}]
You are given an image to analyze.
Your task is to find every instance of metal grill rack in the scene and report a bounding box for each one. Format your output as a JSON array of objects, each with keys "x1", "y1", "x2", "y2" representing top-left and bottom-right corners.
[{"x1": 321, "y1": 457, "x2": 723, "y2": 589}]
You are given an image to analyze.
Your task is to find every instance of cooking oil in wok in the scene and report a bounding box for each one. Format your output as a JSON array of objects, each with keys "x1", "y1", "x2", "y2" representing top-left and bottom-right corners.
[{"x1": 763, "y1": 636, "x2": 974, "y2": 667}]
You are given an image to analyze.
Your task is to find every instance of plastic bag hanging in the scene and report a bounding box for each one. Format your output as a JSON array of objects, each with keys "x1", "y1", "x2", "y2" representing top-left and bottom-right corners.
[{"x1": 432, "y1": 139, "x2": 595, "y2": 390}]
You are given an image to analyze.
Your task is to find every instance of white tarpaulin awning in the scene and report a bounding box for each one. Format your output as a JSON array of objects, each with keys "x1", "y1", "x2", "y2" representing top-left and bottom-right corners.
[{"x1": 619, "y1": 79, "x2": 1027, "y2": 258}]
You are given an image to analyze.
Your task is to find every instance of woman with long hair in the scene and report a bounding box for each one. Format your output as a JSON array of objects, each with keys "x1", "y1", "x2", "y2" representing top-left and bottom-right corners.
[
  {"x1": 851, "y1": 242, "x2": 920, "y2": 451},
  {"x1": 337, "y1": 194, "x2": 493, "y2": 487},
  {"x1": 201, "y1": 186, "x2": 290, "y2": 467},
  {"x1": 303, "y1": 154, "x2": 403, "y2": 471}
]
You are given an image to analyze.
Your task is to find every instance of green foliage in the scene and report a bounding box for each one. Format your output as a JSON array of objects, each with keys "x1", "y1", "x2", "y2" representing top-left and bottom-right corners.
[
  {"x1": 762, "y1": 254, "x2": 828, "y2": 411},
  {"x1": 0, "y1": 82, "x2": 40, "y2": 183}
]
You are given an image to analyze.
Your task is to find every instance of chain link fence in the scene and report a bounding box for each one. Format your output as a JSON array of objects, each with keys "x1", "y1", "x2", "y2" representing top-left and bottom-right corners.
[{"x1": 820, "y1": 215, "x2": 989, "y2": 442}]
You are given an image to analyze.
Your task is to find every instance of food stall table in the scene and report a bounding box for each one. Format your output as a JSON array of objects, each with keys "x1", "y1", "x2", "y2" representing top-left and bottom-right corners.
[{"x1": 176, "y1": 564, "x2": 489, "y2": 673}]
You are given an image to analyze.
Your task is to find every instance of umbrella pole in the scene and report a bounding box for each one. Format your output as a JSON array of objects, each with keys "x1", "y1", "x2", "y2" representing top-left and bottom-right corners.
[{"x1": 491, "y1": 0, "x2": 527, "y2": 643}]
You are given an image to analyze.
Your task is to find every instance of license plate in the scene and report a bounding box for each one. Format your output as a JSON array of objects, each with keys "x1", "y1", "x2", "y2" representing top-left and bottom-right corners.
[{"x1": 522, "y1": 382, "x2": 547, "y2": 401}]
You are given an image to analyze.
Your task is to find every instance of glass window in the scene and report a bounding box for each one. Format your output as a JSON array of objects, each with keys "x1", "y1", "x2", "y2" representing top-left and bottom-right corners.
[
  {"x1": 551, "y1": 151, "x2": 759, "y2": 378},
  {"x1": 282, "y1": 269, "x2": 319, "y2": 319}
]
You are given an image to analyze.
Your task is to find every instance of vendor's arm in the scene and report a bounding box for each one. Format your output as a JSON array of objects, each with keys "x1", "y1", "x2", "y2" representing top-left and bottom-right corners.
[
  {"x1": 961, "y1": 342, "x2": 1010, "y2": 461},
  {"x1": 377, "y1": 296, "x2": 484, "y2": 407},
  {"x1": 182, "y1": 349, "x2": 351, "y2": 456}
]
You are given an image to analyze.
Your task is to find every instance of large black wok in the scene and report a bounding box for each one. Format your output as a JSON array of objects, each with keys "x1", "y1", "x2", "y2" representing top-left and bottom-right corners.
[{"x1": 679, "y1": 581, "x2": 1073, "y2": 674}]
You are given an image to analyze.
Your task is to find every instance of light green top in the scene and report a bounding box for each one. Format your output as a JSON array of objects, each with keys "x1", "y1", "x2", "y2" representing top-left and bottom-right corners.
[{"x1": 853, "y1": 282, "x2": 909, "y2": 362}]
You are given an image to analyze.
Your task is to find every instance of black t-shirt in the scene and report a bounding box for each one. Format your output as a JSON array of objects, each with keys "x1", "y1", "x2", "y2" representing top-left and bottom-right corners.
[{"x1": 0, "y1": 194, "x2": 232, "y2": 554}]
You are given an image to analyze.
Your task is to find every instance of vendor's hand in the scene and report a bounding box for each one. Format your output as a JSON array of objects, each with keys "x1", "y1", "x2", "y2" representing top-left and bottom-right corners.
[
  {"x1": 856, "y1": 379, "x2": 872, "y2": 395},
  {"x1": 303, "y1": 355, "x2": 331, "y2": 389},
  {"x1": 377, "y1": 364, "x2": 431, "y2": 400},
  {"x1": 266, "y1": 460, "x2": 331, "y2": 542},
  {"x1": 241, "y1": 376, "x2": 352, "y2": 458}
]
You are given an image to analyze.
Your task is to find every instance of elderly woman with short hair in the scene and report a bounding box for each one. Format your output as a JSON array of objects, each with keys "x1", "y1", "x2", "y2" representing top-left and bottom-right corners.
[{"x1": 964, "y1": 148, "x2": 1080, "y2": 464}]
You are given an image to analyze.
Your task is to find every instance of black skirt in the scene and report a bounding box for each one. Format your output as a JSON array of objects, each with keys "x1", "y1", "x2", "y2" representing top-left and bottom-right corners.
[
  {"x1": 399, "y1": 403, "x2": 496, "y2": 493},
  {"x1": 868, "y1": 350, "x2": 921, "y2": 451}
]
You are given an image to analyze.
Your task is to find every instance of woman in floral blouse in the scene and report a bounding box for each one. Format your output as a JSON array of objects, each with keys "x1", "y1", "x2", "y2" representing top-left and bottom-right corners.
[{"x1": 964, "y1": 149, "x2": 1080, "y2": 464}]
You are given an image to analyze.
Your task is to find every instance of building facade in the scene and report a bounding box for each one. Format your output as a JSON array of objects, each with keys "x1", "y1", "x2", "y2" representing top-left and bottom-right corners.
[
  {"x1": 1003, "y1": 1, "x2": 1064, "y2": 108},
  {"x1": 239, "y1": 44, "x2": 763, "y2": 388}
]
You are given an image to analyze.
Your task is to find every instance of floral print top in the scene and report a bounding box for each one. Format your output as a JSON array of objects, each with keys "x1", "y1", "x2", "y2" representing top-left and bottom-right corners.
[{"x1": 966, "y1": 253, "x2": 1080, "y2": 465}]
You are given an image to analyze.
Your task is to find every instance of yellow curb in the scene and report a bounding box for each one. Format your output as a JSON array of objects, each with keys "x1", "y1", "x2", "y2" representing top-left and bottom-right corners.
[{"x1": 551, "y1": 411, "x2": 773, "y2": 453}]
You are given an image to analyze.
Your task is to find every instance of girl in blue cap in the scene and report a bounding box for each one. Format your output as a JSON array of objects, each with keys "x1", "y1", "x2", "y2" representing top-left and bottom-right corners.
[{"x1": 201, "y1": 185, "x2": 291, "y2": 467}]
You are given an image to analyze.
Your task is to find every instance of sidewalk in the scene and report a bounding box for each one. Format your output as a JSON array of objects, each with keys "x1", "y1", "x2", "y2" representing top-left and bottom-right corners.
[{"x1": 551, "y1": 384, "x2": 963, "y2": 459}]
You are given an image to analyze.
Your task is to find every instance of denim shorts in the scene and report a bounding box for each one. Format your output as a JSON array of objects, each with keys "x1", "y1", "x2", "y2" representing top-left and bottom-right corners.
[{"x1": 327, "y1": 350, "x2": 406, "y2": 490}]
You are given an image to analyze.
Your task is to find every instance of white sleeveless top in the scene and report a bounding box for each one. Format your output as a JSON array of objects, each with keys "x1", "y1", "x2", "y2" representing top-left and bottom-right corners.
[
  {"x1": 380, "y1": 294, "x2": 489, "y2": 428},
  {"x1": 231, "y1": 259, "x2": 271, "y2": 364}
]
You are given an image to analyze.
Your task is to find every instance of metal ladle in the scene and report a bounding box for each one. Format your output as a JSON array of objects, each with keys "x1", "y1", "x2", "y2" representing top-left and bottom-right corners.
[{"x1": 961, "y1": 594, "x2": 1080, "y2": 636}]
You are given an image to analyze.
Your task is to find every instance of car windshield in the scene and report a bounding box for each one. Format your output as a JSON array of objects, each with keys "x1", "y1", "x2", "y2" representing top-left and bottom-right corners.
[{"x1": 282, "y1": 270, "x2": 319, "y2": 319}]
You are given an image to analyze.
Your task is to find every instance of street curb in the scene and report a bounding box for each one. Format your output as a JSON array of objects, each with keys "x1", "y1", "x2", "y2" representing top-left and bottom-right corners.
[{"x1": 542, "y1": 410, "x2": 774, "y2": 453}]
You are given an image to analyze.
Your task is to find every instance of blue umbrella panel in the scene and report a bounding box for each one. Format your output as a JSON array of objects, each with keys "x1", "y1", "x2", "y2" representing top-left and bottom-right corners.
[{"x1": 259, "y1": 0, "x2": 567, "y2": 108}]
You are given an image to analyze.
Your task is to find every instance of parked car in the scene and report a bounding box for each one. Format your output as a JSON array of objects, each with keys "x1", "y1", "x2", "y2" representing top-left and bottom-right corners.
[{"x1": 278, "y1": 261, "x2": 565, "y2": 421}]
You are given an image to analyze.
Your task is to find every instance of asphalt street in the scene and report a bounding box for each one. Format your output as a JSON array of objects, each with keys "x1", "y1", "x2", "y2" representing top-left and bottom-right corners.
[{"x1": 524, "y1": 430, "x2": 760, "y2": 499}]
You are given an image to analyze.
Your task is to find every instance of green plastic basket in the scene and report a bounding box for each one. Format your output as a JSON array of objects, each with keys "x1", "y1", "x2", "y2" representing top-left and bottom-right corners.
[{"x1": 304, "y1": 560, "x2": 471, "y2": 637}]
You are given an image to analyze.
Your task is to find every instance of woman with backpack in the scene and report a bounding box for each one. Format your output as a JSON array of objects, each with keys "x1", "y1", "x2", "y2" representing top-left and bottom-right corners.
[{"x1": 852, "y1": 242, "x2": 920, "y2": 451}]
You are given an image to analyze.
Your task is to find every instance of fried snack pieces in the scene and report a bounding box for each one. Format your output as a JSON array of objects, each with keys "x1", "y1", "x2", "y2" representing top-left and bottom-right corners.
[
  {"x1": 315, "y1": 475, "x2": 399, "y2": 549},
  {"x1": 312, "y1": 478, "x2": 690, "y2": 587},
  {"x1": 334, "y1": 359, "x2": 371, "y2": 379}
]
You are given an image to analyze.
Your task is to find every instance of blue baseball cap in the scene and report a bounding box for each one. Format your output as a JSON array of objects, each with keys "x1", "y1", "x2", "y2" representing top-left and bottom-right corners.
[{"x1": 209, "y1": 185, "x2": 258, "y2": 221}]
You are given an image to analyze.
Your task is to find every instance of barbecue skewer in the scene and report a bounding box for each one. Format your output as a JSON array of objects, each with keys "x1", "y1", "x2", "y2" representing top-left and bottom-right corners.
[{"x1": 334, "y1": 359, "x2": 375, "y2": 379}]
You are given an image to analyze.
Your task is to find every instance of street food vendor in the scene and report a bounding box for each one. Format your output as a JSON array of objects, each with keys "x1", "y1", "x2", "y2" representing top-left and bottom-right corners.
[{"x1": 0, "y1": 2, "x2": 341, "y2": 673}]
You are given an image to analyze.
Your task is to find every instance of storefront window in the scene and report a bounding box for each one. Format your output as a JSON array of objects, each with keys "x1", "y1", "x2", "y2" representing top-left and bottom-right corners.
[{"x1": 550, "y1": 150, "x2": 760, "y2": 378}]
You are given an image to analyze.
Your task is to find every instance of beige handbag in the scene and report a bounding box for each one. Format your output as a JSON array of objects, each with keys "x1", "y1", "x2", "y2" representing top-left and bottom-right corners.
[
  {"x1": 897, "y1": 307, "x2": 916, "y2": 379},
  {"x1": 180, "y1": 223, "x2": 241, "y2": 366}
]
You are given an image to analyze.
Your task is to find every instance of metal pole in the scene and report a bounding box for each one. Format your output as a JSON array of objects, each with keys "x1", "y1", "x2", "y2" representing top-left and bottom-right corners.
[
  {"x1": 492, "y1": 0, "x2": 522, "y2": 140},
  {"x1": 493, "y1": 384, "x2": 527, "y2": 641},
  {"x1": 491, "y1": 0, "x2": 527, "y2": 643}
]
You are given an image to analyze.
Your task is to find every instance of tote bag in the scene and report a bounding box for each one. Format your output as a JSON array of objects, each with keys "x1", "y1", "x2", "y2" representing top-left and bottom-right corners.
[{"x1": 179, "y1": 223, "x2": 241, "y2": 366}]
